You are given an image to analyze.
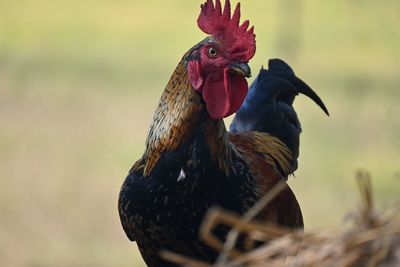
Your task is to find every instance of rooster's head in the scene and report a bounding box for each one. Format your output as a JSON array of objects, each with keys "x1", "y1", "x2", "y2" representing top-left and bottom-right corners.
[{"x1": 186, "y1": 0, "x2": 256, "y2": 119}]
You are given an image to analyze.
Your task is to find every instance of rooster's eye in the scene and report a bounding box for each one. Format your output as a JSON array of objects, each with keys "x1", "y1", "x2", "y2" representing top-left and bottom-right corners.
[{"x1": 207, "y1": 47, "x2": 218, "y2": 58}]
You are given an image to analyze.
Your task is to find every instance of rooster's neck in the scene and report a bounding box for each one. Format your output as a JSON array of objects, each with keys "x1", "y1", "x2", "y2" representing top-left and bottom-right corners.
[{"x1": 143, "y1": 60, "x2": 232, "y2": 176}]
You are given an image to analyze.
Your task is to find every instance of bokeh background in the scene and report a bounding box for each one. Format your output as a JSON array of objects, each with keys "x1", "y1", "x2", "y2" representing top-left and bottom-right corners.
[{"x1": 1, "y1": 0, "x2": 399, "y2": 266}]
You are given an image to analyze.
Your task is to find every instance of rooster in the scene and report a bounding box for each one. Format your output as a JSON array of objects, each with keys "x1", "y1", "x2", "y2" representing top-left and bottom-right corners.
[{"x1": 118, "y1": 0, "x2": 328, "y2": 266}]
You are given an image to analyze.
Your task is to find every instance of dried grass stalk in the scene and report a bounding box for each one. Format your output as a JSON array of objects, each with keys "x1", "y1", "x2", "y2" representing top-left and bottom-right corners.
[{"x1": 161, "y1": 171, "x2": 400, "y2": 267}]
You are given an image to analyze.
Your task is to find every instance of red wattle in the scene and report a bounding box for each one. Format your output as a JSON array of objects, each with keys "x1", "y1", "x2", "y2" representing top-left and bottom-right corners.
[
  {"x1": 225, "y1": 69, "x2": 248, "y2": 116},
  {"x1": 202, "y1": 71, "x2": 230, "y2": 119},
  {"x1": 202, "y1": 68, "x2": 248, "y2": 119}
]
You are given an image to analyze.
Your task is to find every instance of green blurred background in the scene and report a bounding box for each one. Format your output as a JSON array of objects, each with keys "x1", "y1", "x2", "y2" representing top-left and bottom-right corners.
[{"x1": 1, "y1": 0, "x2": 399, "y2": 266}]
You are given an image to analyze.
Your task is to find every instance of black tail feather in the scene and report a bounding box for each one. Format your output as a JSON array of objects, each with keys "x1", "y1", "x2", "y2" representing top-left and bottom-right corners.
[{"x1": 230, "y1": 58, "x2": 328, "y2": 175}]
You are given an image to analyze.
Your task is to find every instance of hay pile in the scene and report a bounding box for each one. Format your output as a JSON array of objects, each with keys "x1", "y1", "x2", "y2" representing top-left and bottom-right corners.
[{"x1": 162, "y1": 171, "x2": 400, "y2": 267}]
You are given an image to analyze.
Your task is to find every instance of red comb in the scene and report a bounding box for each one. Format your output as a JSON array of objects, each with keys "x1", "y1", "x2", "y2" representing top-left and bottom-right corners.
[{"x1": 197, "y1": 0, "x2": 256, "y2": 62}]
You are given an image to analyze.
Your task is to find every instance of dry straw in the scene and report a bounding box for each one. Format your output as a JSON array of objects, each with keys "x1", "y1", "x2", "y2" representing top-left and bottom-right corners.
[{"x1": 161, "y1": 170, "x2": 400, "y2": 267}]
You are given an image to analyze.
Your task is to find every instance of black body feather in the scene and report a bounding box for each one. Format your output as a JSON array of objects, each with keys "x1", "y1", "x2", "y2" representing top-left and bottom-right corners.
[{"x1": 119, "y1": 126, "x2": 258, "y2": 267}]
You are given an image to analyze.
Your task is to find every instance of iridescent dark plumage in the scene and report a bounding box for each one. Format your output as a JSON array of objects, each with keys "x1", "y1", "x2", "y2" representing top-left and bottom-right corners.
[
  {"x1": 118, "y1": 1, "x2": 327, "y2": 266},
  {"x1": 231, "y1": 59, "x2": 329, "y2": 174},
  {"x1": 118, "y1": 59, "x2": 326, "y2": 266}
]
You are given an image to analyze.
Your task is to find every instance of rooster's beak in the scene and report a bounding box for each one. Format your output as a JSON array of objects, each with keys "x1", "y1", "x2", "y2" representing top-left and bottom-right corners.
[{"x1": 229, "y1": 63, "x2": 251, "y2": 78}]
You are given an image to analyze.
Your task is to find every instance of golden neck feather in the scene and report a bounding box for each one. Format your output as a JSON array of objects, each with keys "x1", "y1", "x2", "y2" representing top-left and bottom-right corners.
[{"x1": 142, "y1": 60, "x2": 233, "y2": 176}]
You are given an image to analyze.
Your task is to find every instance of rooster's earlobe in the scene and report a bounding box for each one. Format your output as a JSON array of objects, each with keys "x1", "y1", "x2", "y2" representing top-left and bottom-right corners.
[{"x1": 188, "y1": 60, "x2": 204, "y2": 90}]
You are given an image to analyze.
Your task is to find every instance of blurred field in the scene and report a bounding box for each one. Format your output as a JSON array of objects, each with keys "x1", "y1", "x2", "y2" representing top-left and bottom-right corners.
[{"x1": 0, "y1": 0, "x2": 399, "y2": 266}]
